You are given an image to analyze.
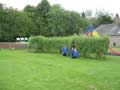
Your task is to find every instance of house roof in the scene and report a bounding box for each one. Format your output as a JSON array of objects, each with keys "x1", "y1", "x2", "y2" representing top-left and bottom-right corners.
[{"x1": 95, "y1": 24, "x2": 120, "y2": 36}]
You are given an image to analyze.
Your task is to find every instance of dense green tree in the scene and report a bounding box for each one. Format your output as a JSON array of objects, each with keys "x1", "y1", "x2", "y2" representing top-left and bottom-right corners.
[
  {"x1": 24, "y1": 5, "x2": 38, "y2": 35},
  {"x1": 0, "y1": 2, "x2": 115, "y2": 41},
  {"x1": 0, "y1": 7, "x2": 35, "y2": 41},
  {"x1": 81, "y1": 12, "x2": 85, "y2": 18},
  {"x1": 47, "y1": 4, "x2": 86, "y2": 36},
  {"x1": 0, "y1": 4, "x2": 4, "y2": 41},
  {"x1": 0, "y1": 3, "x2": 3, "y2": 9},
  {"x1": 63, "y1": 10, "x2": 82, "y2": 35},
  {"x1": 24, "y1": 5, "x2": 36, "y2": 19},
  {"x1": 97, "y1": 15, "x2": 113, "y2": 25},
  {"x1": 80, "y1": 18, "x2": 89, "y2": 32},
  {"x1": 92, "y1": 10, "x2": 113, "y2": 27},
  {"x1": 14, "y1": 11, "x2": 36, "y2": 37},
  {"x1": 47, "y1": 5, "x2": 65, "y2": 36},
  {"x1": 0, "y1": 8, "x2": 16, "y2": 41},
  {"x1": 37, "y1": 0, "x2": 50, "y2": 16},
  {"x1": 35, "y1": 0, "x2": 51, "y2": 36}
]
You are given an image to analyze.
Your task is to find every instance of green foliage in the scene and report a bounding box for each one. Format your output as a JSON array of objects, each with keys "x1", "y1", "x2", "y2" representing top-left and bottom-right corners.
[
  {"x1": 75, "y1": 36, "x2": 109, "y2": 58},
  {"x1": 92, "y1": 10, "x2": 113, "y2": 27},
  {"x1": 0, "y1": 1, "x2": 89, "y2": 41},
  {"x1": 28, "y1": 36, "x2": 72, "y2": 53},
  {"x1": 79, "y1": 18, "x2": 89, "y2": 31},
  {"x1": 14, "y1": 11, "x2": 36, "y2": 37},
  {"x1": 0, "y1": 2, "x2": 114, "y2": 42},
  {"x1": 0, "y1": 3, "x2": 3, "y2": 10},
  {"x1": 24, "y1": 5, "x2": 37, "y2": 19},
  {"x1": 98, "y1": 15, "x2": 113, "y2": 24},
  {"x1": 35, "y1": 0, "x2": 51, "y2": 36},
  {"x1": 47, "y1": 5, "x2": 65, "y2": 36},
  {"x1": 28, "y1": 35, "x2": 109, "y2": 58},
  {"x1": 47, "y1": 4, "x2": 87, "y2": 36},
  {"x1": 37, "y1": 0, "x2": 50, "y2": 16},
  {"x1": 0, "y1": 8, "x2": 35, "y2": 41}
]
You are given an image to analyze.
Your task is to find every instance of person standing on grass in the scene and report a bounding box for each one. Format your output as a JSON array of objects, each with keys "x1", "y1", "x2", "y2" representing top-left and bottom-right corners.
[{"x1": 62, "y1": 45, "x2": 69, "y2": 56}]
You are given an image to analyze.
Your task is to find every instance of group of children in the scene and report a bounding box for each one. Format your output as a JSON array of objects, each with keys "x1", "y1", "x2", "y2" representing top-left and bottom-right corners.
[{"x1": 61, "y1": 45, "x2": 79, "y2": 58}]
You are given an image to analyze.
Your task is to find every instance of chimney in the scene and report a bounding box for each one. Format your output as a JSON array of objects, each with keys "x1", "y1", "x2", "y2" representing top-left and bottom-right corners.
[{"x1": 114, "y1": 14, "x2": 120, "y2": 25}]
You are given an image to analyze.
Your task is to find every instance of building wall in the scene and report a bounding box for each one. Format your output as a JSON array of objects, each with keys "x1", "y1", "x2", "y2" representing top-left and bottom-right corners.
[
  {"x1": 109, "y1": 36, "x2": 120, "y2": 47},
  {"x1": 0, "y1": 42, "x2": 27, "y2": 49}
]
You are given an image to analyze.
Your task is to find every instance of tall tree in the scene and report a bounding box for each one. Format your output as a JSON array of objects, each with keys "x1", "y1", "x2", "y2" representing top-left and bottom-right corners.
[
  {"x1": 24, "y1": 5, "x2": 37, "y2": 35},
  {"x1": 93, "y1": 10, "x2": 114, "y2": 27},
  {"x1": 24, "y1": 5, "x2": 36, "y2": 19},
  {"x1": 37, "y1": 0, "x2": 50, "y2": 16},
  {"x1": 47, "y1": 4, "x2": 65, "y2": 36},
  {"x1": 0, "y1": 3, "x2": 4, "y2": 41},
  {"x1": 35, "y1": 0, "x2": 51, "y2": 36},
  {"x1": 0, "y1": 3, "x2": 3, "y2": 9},
  {"x1": 14, "y1": 11, "x2": 36, "y2": 38},
  {"x1": 0, "y1": 7, "x2": 35, "y2": 41},
  {"x1": 47, "y1": 4, "x2": 85, "y2": 36},
  {"x1": 81, "y1": 12, "x2": 85, "y2": 18}
]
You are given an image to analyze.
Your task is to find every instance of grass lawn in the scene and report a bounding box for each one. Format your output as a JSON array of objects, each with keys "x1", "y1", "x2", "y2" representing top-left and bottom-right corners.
[{"x1": 0, "y1": 50, "x2": 120, "y2": 90}]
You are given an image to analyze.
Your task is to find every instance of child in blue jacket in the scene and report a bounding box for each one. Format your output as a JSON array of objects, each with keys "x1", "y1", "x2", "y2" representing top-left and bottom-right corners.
[
  {"x1": 72, "y1": 47, "x2": 79, "y2": 58},
  {"x1": 62, "y1": 45, "x2": 69, "y2": 56}
]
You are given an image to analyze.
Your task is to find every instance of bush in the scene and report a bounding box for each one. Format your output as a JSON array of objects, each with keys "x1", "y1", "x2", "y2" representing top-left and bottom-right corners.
[
  {"x1": 28, "y1": 35, "x2": 109, "y2": 59},
  {"x1": 28, "y1": 36, "x2": 72, "y2": 53}
]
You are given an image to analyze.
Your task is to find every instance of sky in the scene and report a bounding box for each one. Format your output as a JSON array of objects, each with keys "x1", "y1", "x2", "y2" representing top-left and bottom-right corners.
[{"x1": 0, "y1": 0, "x2": 120, "y2": 15}]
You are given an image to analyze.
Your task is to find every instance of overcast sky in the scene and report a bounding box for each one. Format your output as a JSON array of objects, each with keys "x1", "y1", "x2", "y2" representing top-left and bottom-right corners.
[{"x1": 0, "y1": 0, "x2": 120, "y2": 15}]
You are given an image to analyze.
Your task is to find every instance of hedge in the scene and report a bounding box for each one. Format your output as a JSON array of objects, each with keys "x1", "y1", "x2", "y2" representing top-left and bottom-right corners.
[{"x1": 28, "y1": 35, "x2": 109, "y2": 59}]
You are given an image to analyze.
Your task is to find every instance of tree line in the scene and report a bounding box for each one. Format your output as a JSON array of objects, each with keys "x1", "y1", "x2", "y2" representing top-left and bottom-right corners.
[{"x1": 0, "y1": 0, "x2": 113, "y2": 42}]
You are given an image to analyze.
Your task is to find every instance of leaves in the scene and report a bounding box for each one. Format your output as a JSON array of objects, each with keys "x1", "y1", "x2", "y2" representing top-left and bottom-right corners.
[{"x1": 29, "y1": 35, "x2": 109, "y2": 59}]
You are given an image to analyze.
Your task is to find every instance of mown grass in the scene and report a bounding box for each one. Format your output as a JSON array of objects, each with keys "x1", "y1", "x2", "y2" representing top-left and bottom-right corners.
[{"x1": 0, "y1": 50, "x2": 120, "y2": 90}]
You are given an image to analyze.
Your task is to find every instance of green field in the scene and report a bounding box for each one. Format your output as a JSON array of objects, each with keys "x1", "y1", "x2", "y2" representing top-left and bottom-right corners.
[{"x1": 0, "y1": 50, "x2": 120, "y2": 90}]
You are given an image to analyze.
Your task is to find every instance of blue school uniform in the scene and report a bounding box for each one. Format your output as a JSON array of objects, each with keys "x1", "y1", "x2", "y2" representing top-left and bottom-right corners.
[
  {"x1": 62, "y1": 47, "x2": 69, "y2": 56},
  {"x1": 72, "y1": 50, "x2": 78, "y2": 58}
]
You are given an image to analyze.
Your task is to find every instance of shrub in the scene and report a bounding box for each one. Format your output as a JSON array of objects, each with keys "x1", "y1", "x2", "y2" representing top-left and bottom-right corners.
[{"x1": 28, "y1": 35, "x2": 109, "y2": 59}]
